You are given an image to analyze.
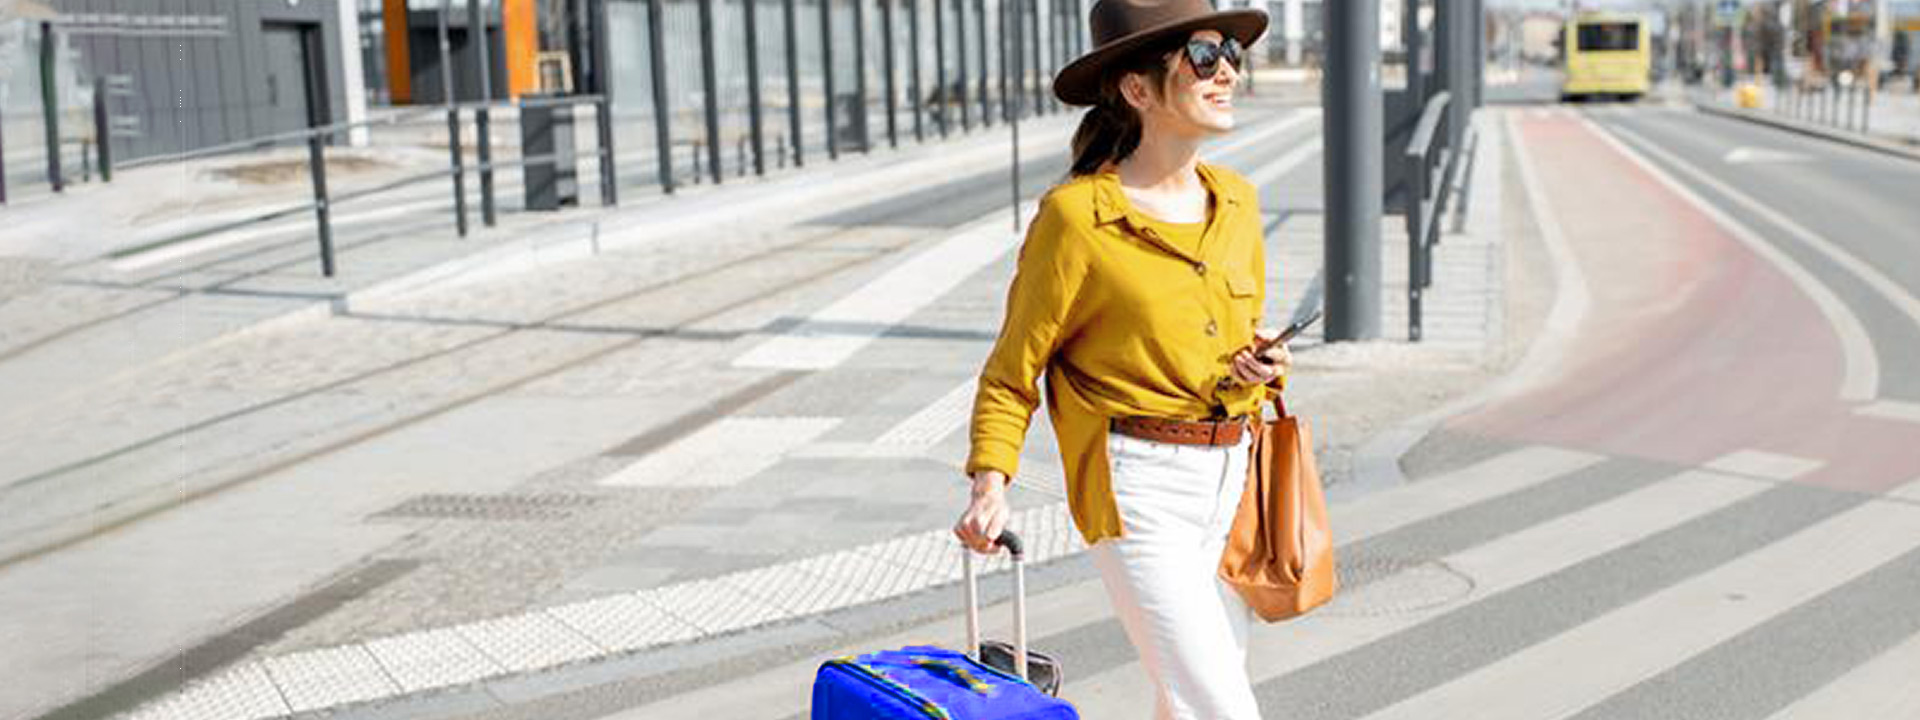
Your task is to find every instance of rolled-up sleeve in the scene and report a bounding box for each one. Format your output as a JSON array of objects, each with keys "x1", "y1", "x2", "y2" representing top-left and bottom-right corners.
[{"x1": 965, "y1": 196, "x2": 1092, "y2": 481}]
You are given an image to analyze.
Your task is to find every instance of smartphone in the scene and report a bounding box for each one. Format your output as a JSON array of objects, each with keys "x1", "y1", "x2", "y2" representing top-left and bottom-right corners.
[{"x1": 1256, "y1": 309, "x2": 1321, "y2": 357}]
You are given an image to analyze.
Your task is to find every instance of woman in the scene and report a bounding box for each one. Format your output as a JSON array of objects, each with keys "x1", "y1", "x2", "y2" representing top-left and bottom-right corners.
[{"x1": 953, "y1": 0, "x2": 1289, "y2": 717}]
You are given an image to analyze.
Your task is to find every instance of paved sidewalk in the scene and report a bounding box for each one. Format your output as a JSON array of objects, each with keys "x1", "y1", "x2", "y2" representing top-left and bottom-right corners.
[{"x1": 87, "y1": 107, "x2": 1534, "y2": 720}]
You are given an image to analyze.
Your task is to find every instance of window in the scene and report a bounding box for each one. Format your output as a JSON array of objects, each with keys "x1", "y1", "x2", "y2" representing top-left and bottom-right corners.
[{"x1": 1577, "y1": 22, "x2": 1638, "y2": 52}]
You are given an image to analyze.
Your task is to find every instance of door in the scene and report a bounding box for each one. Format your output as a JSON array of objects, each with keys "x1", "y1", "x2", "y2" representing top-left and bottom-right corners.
[{"x1": 261, "y1": 24, "x2": 319, "y2": 139}]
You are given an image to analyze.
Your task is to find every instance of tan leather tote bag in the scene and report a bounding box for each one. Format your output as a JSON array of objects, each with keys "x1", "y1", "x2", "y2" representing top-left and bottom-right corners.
[{"x1": 1218, "y1": 395, "x2": 1338, "y2": 622}]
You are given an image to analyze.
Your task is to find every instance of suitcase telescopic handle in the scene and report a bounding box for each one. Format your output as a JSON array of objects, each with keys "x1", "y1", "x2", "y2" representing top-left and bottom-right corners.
[{"x1": 962, "y1": 530, "x2": 1028, "y2": 680}]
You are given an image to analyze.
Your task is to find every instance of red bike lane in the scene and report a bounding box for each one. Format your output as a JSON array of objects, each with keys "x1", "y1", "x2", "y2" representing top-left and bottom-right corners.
[{"x1": 1443, "y1": 111, "x2": 1919, "y2": 496}]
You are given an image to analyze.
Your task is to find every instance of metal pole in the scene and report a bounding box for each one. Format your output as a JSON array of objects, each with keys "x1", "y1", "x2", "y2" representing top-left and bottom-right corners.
[
  {"x1": 887, "y1": 0, "x2": 904, "y2": 146},
  {"x1": 824, "y1": 0, "x2": 840, "y2": 159},
  {"x1": 698, "y1": 0, "x2": 724, "y2": 181},
  {"x1": 1009, "y1": 0, "x2": 1022, "y2": 231},
  {"x1": 958, "y1": 0, "x2": 972, "y2": 130},
  {"x1": 746, "y1": 0, "x2": 768, "y2": 174},
  {"x1": 911, "y1": 0, "x2": 925, "y2": 141},
  {"x1": 439, "y1": 1, "x2": 469, "y2": 236},
  {"x1": 936, "y1": 0, "x2": 948, "y2": 137},
  {"x1": 1027, "y1": 0, "x2": 1043, "y2": 113},
  {"x1": 785, "y1": 0, "x2": 804, "y2": 166},
  {"x1": 93, "y1": 77, "x2": 112, "y2": 182},
  {"x1": 591, "y1": 0, "x2": 618, "y2": 205},
  {"x1": 0, "y1": 99, "x2": 9, "y2": 204},
  {"x1": 999, "y1": 0, "x2": 1011, "y2": 124},
  {"x1": 648, "y1": 0, "x2": 676, "y2": 191},
  {"x1": 856, "y1": 0, "x2": 872, "y2": 151},
  {"x1": 40, "y1": 22, "x2": 61, "y2": 193},
  {"x1": 1323, "y1": 0, "x2": 1383, "y2": 341},
  {"x1": 468, "y1": 0, "x2": 497, "y2": 227},
  {"x1": 979, "y1": 0, "x2": 992, "y2": 126},
  {"x1": 308, "y1": 133, "x2": 336, "y2": 277}
]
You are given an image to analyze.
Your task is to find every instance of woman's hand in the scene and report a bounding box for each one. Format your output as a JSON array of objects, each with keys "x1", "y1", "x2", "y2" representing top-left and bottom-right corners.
[
  {"x1": 954, "y1": 470, "x2": 1011, "y2": 554},
  {"x1": 1230, "y1": 328, "x2": 1292, "y2": 387}
]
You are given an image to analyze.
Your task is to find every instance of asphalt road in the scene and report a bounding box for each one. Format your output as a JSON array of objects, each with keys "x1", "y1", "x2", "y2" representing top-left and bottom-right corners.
[{"x1": 443, "y1": 104, "x2": 1920, "y2": 720}]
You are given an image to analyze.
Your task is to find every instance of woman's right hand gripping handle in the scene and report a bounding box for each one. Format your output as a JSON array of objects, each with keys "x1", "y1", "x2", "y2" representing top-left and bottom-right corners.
[{"x1": 954, "y1": 470, "x2": 1011, "y2": 554}]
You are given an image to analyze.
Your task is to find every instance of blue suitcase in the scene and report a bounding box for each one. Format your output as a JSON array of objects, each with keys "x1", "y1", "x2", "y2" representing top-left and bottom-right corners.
[{"x1": 810, "y1": 531, "x2": 1078, "y2": 719}]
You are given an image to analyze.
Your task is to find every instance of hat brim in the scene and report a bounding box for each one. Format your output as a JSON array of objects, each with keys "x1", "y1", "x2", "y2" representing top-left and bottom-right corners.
[{"x1": 1053, "y1": 9, "x2": 1268, "y2": 106}]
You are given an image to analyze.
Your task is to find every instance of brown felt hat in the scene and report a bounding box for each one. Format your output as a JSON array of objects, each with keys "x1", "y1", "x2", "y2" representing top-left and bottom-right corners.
[{"x1": 1053, "y1": 0, "x2": 1268, "y2": 106}]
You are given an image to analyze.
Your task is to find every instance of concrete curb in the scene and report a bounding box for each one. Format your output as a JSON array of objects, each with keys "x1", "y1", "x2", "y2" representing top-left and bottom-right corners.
[{"x1": 1693, "y1": 102, "x2": 1920, "y2": 164}]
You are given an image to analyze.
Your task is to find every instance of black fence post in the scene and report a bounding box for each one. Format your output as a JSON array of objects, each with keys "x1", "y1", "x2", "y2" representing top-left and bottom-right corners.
[
  {"x1": 308, "y1": 133, "x2": 337, "y2": 277},
  {"x1": 40, "y1": 21, "x2": 62, "y2": 194},
  {"x1": 1028, "y1": 0, "x2": 1043, "y2": 113},
  {"x1": 469, "y1": 0, "x2": 497, "y2": 227},
  {"x1": 439, "y1": 1, "x2": 469, "y2": 237},
  {"x1": 590, "y1": 0, "x2": 618, "y2": 205},
  {"x1": 935, "y1": 0, "x2": 948, "y2": 137},
  {"x1": 855, "y1": 0, "x2": 871, "y2": 152},
  {"x1": 699, "y1": 0, "x2": 724, "y2": 182},
  {"x1": 746, "y1": 0, "x2": 767, "y2": 174},
  {"x1": 647, "y1": 0, "x2": 675, "y2": 192},
  {"x1": 93, "y1": 77, "x2": 112, "y2": 182},
  {"x1": 785, "y1": 0, "x2": 803, "y2": 166},
  {"x1": 910, "y1": 0, "x2": 924, "y2": 141},
  {"x1": 957, "y1": 0, "x2": 971, "y2": 131},
  {"x1": 1008, "y1": 0, "x2": 1023, "y2": 231},
  {"x1": 979, "y1": 0, "x2": 991, "y2": 126},
  {"x1": 823, "y1": 0, "x2": 839, "y2": 159},
  {"x1": 885, "y1": 0, "x2": 902, "y2": 147}
]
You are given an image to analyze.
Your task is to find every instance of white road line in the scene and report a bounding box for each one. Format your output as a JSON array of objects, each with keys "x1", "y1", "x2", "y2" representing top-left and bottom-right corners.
[
  {"x1": 1335, "y1": 445, "x2": 1606, "y2": 544},
  {"x1": 1855, "y1": 399, "x2": 1920, "y2": 424},
  {"x1": 1246, "y1": 137, "x2": 1323, "y2": 188},
  {"x1": 1357, "y1": 499, "x2": 1920, "y2": 720},
  {"x1": 1702, "y1": 449, "x2": 1825, "y2": 481},
  {"x1": 1500, "y1": 111, "x2": 1595, "y2": 405},
  {"x1": 1891, "y1": 476, "x2": 1920, "y2": 503},
  {"x1": 1764, "y1": 629, "x2": 1920, "y2": 719},
  {"x1": 598, "y1": 417, "x2": 841, "y2": 488},
  {"x1": 1584, "y1": 117, "x2": 1883, "y2": 403},
  {"x1": 731, "y1": 211, "x2": 1028, "y2": 371},
  {"x1": 1208, "y1": 108, "x2": 1319, "y2": 160},
  {"x1": 1065, "y1": 469, "x2": 1770, "y2": 716}
]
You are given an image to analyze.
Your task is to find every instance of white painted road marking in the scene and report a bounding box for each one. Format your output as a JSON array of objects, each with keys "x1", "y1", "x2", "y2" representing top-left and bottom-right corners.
[{"x1": 1703, "y1": 449, "x2": 1825, "y2": 481}]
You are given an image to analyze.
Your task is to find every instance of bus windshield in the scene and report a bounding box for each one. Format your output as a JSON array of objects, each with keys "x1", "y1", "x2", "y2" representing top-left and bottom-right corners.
[{"x1": 1577, "y1": 22, "x2": 1640, "y2": 52}]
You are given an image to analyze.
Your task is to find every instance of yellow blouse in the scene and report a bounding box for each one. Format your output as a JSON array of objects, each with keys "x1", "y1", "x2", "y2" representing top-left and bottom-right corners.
[{"x1": 966, "y1": 162, "x2": 1276, "y2": 546}]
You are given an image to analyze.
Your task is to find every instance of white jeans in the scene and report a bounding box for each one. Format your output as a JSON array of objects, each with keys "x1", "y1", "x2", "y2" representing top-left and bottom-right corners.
[{"x1": 1090, "y1": 430, "x2": 1260, "y2": 720}]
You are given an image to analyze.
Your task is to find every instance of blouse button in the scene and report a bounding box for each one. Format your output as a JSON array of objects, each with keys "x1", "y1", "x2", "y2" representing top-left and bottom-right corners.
[
  {"x1": 1193, "y1": 262, "x2": 1208, "y2": 276},
  {"x1": 1204, "y1": 320, "x2": 1219, "y2": 337}
]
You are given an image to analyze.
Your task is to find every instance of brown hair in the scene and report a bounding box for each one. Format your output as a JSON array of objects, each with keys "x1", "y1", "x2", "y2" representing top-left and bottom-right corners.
[{"x1": 1068, "y1": 43, "x2": 1180, "y2": 177}]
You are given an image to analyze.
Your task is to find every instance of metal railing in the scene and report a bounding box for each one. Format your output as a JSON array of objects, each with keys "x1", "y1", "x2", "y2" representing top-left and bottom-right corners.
[
  {"x1": 102, "y1": 95, "x2": 619, "y2": 278},
  {"x1": 1402, "y1": 90, "x2": 1475, "y2": 342}
]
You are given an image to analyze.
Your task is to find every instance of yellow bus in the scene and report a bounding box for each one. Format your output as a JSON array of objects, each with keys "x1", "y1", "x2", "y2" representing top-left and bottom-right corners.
[{"x1": 1562, "y1": 13, "x2": 1652, "y2": 101}]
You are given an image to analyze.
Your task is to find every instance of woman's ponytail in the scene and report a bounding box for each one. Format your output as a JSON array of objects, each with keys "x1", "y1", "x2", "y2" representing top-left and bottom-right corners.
[{"x1": 1069, "y1": 102, "x2": 1142, "y2": 177}]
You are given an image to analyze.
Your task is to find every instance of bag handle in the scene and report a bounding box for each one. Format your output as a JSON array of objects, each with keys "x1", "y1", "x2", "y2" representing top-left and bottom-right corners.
[{"x1": 962, "y1": 530, "x2": 1027, "y2": 681}]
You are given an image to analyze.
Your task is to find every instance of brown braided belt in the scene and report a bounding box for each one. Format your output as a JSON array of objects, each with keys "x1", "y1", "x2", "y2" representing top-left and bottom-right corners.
[{"x1": 1109, "y1": 415, "x2": 1252, "y2": 447}]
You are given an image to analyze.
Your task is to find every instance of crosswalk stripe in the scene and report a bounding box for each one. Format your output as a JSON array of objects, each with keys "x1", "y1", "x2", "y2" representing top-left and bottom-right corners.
[
  {"x1": 1356, "y1": 498, "x2": 1920, "y2": 720},
  {"x1": 1762, "y1": 628, "x2": 1920, "y2": 719},
  {"x1": 1335, "y1": 446, "x2": 1605, "y2": 544},
  {"x1": 1702, "y1": 449, "x2": 1823, "y2": 480},
  {"x1": 1062, "y1": 469, "x2": 1768, "y2": 716},
  {"x1": 1893, "y1": 476, "x2": 1920, "y2": 503}
]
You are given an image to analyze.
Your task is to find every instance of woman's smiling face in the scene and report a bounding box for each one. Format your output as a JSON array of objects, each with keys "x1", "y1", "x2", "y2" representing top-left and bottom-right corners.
[{"x1": 1126, "y1": 29, "x2": 1241, "y2": 137}]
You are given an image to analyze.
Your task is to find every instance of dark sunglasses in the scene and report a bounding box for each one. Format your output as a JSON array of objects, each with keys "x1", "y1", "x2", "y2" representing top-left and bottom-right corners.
[{"x1": 1180, "y1": 37, "x2": 1244, "y2": 80}]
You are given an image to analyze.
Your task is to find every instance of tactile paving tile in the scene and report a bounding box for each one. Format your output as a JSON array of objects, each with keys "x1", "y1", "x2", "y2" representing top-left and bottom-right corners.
[
  {"x1": 362, "y1": 626, "x2": 499, "y2": 693},
  {"x1": 784, "y1": 549, "x2": 946, "y2": 612},
  {"x1": 645, "y1": 576, "x2": 795, "y2": 635},
  {"x1": 262, "y1": 644, "x2": 402, "y2": 714},
  {"x1": 119, "y1": 661, "x2": 289, "y2": 720},
  {"x1": 857, "y1": 526, "x2": 1010, "y2": 584},
  {"x1": 547, "y1": 590, "x2": 704, "y2": 653},
  {"x1": 451, "y1": 612, "x2": 605, "y2": 674}
]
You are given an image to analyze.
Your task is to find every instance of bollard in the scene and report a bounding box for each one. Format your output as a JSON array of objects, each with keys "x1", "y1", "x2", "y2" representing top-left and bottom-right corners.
[
  {"x1": 438, "y1": 1, "x2": 469, "y2": 237},
  {"x1": 784, "y1": 0, "x2": 804, "y2": 167},
  {"x1": 745, "y1": 0, "x2": 767, "y2": 175},
  {"x1": 308, "y1": 133, "x2": 337, "y2": 277},
  {"x1": 93, "y1": 77, "x2": 112, "y2": 182},
  {"x1": 469, "y1": 0, "x2": 497, "y2": 227},
  {"x1": 646, "y1": 0, "x2": 675, "y2": 192}
]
